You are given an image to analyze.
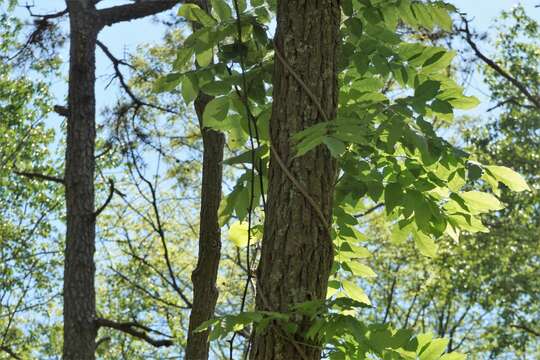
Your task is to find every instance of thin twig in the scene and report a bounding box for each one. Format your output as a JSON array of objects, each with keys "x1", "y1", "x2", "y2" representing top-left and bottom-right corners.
[{"x1": 96, "y1": 40, "x2": 179, "y2": 115}]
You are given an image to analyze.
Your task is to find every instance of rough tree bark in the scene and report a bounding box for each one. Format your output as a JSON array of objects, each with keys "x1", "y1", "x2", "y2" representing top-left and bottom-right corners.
[
  {"x1": 185, "y1": 91, "x2": 225, "y2": 359},
  {"x1": 63, "y1": 2, "x2": 99, "y2": 358},
  {"x1": 251, "y1": 1, "x2": 341, "y2": 359},
  {"x1": 62, "y1": 1, "x2": 181, "y2": 359},
  {"x1": 185, "y1": 2, "x2": 225, "y2": 359}
]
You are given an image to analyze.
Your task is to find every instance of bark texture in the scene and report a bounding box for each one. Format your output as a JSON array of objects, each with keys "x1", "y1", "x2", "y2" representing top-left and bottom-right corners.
[
  {"x1": 250, "y1": 1, "x2": 341, "y2": 359},
  {"x1": 62, "y1": 1, "x2": 181, "y2": 359},
  {"x1": 185, "y1": 92, "x2": 225, "y2": 360},
  {"x1": 63, "y1": 1, "x2": 99, "y2": 359},
  {"x1": 185, "y1": 2, "x2": 225, "y2": 357}
]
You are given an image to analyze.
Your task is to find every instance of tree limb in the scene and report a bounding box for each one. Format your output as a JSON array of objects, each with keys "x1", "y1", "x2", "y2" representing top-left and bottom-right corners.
[
  {"x1": 96, "y1": 318, "x2": 174, "y2": 347},
  {"x1": 53, "y1": 105, "x2": 70, "y2": 117},
  {"x1": 511, "y1": 323, "x2": 540, "y2": 337},
  {"x1": 94, "y1": 178, "x2": 115, "y2": 218},
  {"x1": 459, "y1": 15, "x2": 540, "y2": 109},
  {"x1": 14, "y1": 170, "x2": 65, "y2": 185},
  {"x1": 0, "y1": 346, "x2": 22, "y2": 360},
  {"x1": 98, "y1": 0, "x2": 182, "y2": 27}
]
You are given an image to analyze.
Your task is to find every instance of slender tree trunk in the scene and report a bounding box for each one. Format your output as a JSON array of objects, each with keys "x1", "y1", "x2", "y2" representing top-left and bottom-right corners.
[
  {"x1": 63, "y1": 1, "x2": 99, "y2": 359},
  {"x1": 251, "y1": 1, "x2": 341, "y2": 359},
  {"x1": 62, "y1": 1, "x2": 181, "y2": 358},
  {"x1": 185, "y1": 3, "x2": 225, "y2": 358},
  {"x1": 185, "y1": 92, "x2": 225, "y2": 359}
]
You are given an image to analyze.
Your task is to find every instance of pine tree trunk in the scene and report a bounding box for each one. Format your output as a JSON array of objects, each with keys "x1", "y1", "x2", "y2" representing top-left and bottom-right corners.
[
  {"x1": 250, "y1": 1, "x2": 341, "y2": 359},
  {"x1": 63, "y1": 1, "x2": 99, "y2": 359},
  {"x1": 185, "y1": 90, "x2": 225, "y2": 360}
]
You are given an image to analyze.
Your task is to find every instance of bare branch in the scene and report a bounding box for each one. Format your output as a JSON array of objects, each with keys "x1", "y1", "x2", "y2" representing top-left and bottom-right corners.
[
  {"x1": 459, "y1": 15, "x2": 540, "y2": 109},
  {"x1": 14, "y1": 170, "x2": 65, "y2": 185},
  {"x1": 98, "y1": 0, "x2": 182, "y2": 27},
  {"x1": 53, "y1": 105, "x2": 69, "y2": 117},
  {"x1": 25, "y1": 6, "x2": 68, "y2": 20},
  {"x1": 96, "y1": 318, "x2": 174, "y2": 348},
  {"x1": 355, "y1": 203, "x2": 384, "y2": 218},
  {"x1": 96, "y1": 40, "x2": 179, "y2": 115},
  {"x1": 94, "y1": 178, "x2": 115, "y2": 218}
]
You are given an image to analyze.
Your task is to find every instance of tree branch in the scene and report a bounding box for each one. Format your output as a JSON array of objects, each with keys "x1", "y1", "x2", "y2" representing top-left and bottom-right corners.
[
  {"x1": 96, "y1": 40, "x2": 179, "y2": 115},
  {"x1": 511, "y1": 323, "x2": 540, "y2": 337},
  {"x1": 94, "y1": 178, "x2": 115, "y2": 218},
  {"x1": 355, "y1": 203, "x2": 384, "y2": 218},
  {"x1": 14, "y1": 170, "x2": 65, "y2": 185},
  {"x1": 459, "y1": 15, "x2": 540, "y2": 109},
  {"x1": 53, "y1": 105, "x2": 70, "y2": 117},
  {"x1": 97, "y1": 0, "x2": 182, "y2": 27},
  {"x1": 0, "y1": 345, "x2": 22, "y2": 360},
  {"x1": 96, "y1": 318, "x2": 174, "y2": 347}
]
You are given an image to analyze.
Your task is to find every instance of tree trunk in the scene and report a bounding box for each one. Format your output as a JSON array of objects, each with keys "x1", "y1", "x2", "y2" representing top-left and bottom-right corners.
[
  {"x1": 251, "y1": 1, "x2": 341, "y2": 359},
  {"x1": 62, "y1": 1, "x2": 182, "y2": 359},
  {"x1": 185, "y1": 2, "x2": 225, "y2": 357},
  {"x1": 63, "y1": 1, "x2": 99, "y2": 359},
  {"x1": 185, "y1": 92, "x2": 225, "y2": 359}
]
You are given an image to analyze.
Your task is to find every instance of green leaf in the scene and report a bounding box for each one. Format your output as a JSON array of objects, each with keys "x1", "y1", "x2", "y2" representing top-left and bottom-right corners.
[
  {"x1": 323, "y1": 136, "x2": 347, "y2": 157},
  {"x1": 228, "y1": 221, "x2": 248, "y2": 247},
  {"x1": 228, "y1": 221, "x2": 261, "y2": 247},
  {"x1": 415, "y1": 80, "x2": 441, "y2": 101},
  {"x1": 211, "y1": 0, "x2": 232, "y2": 20},
  {"x1": 327, "y1": 280, "x2": 341, "y2": 298},
  {"x1": 448, "y1": 95, "x2": 479, "y2": 110},
  {"x1": 342, "y1": 0, "x2": 353, "y2": 16},
  {"x1": 422, "y1": 50, "x2": 455, "y2": 74},
  {"x1": 344, "y1": 261, "x2": 377, "y2": 278},
  {"x1": 384, "y1": 182, "x2": 403, "y2": 214},
  {"x1": 196, "y1": 47, "x2": 213, "y2": 67},
  {"x1": 412, "y1": 3, "x2": 434, "y2": 30},
  {"x1": 173, "y1": 47, "x2": 194, "y2": 70},
  {"x1": 182, "y1": 75, "x2": 199, "y2": 104},
  {"x1": 391, "y1": 224, "x2": 411, "y2": 244},
  {"x1": 178, "y1": 4, "x2": 217, "y2": 26},
  {"x1": 154, "y1": 72, "x2": 182, "y2": 93},
  {"x1": 460, "y1": 191, "x2": 504, "y2": 213},
  {"x1": 341, "y1": 280, "x2": 371, "y2": 305},
  {"x1": 431, "y1": 5, "x2": 453, "y2": 31},
  {"x1": 419, "y1": 339, "x2": 449, "y2": 360},
  {"x1": 203, "y1": 96, "x2": 230, "y2": 127},
  {"x1": 346, "y1": 17, "x2": 363, "y2": 38},
  {"x1": 201, "y1": 80, "x2": 232, "y2": 96},
  {"x1": 486, "y1": 165, "x2": 530, "y2": 192},
  {"x1": 414, "y1": 230, "x2": 438, "y2": 258}
]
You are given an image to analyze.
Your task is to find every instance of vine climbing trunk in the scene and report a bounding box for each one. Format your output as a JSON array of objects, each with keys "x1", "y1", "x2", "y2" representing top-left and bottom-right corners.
[
  {"x1": 251, "y1": 1, "x2": 341, "y2": 359},
  {"x1": 63, "y1": 1, "x2": 99, "y2": 359}
]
